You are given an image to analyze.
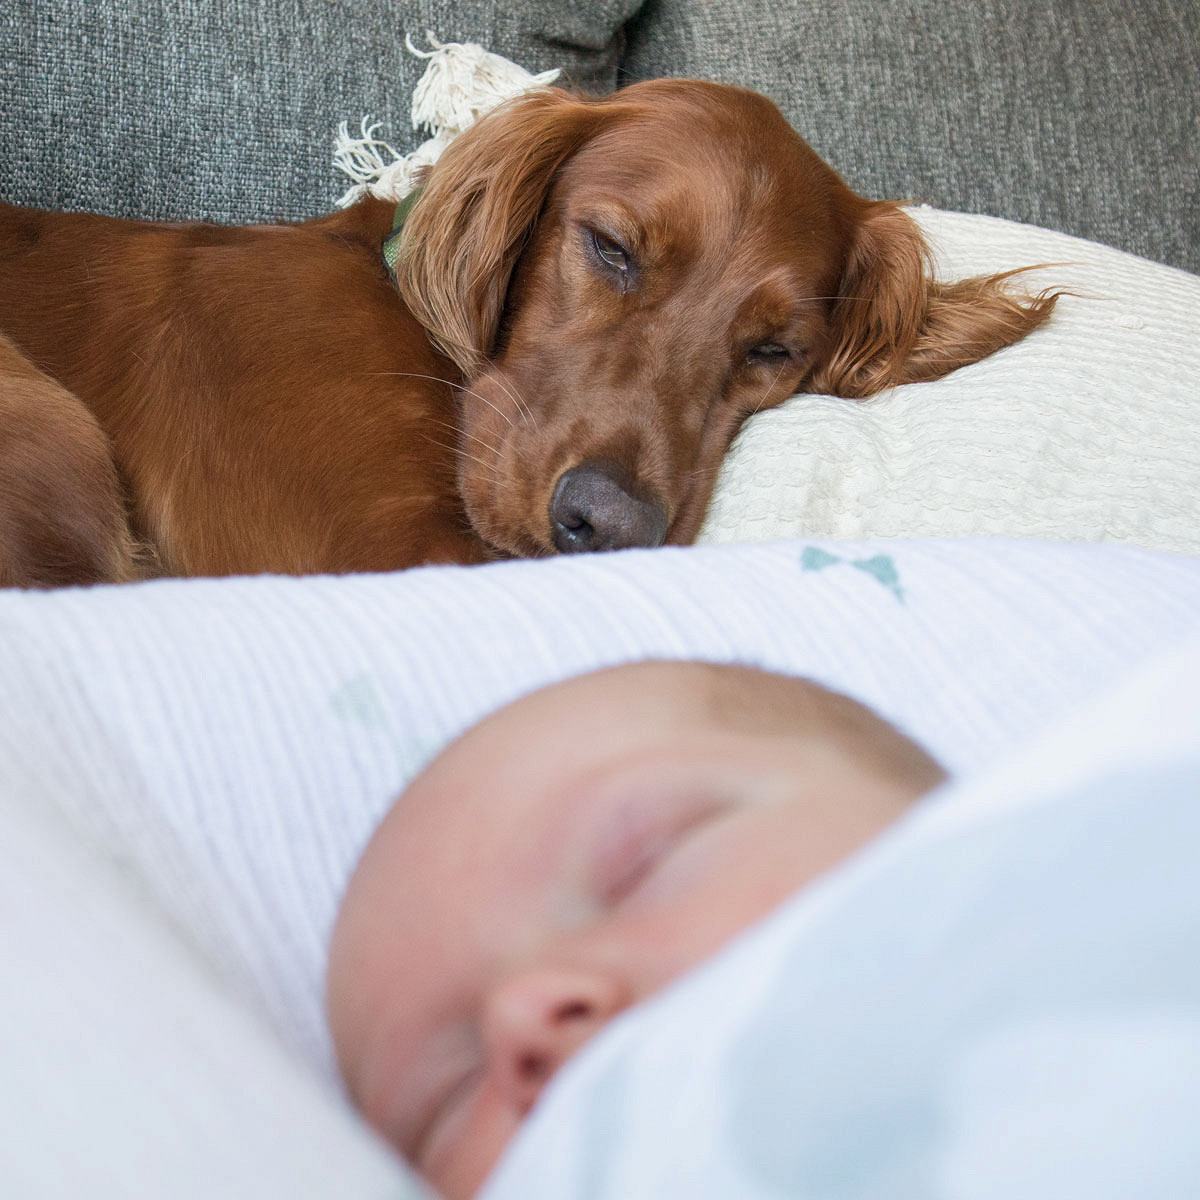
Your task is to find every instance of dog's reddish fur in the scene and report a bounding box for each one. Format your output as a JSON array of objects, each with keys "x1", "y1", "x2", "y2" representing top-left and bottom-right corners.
[
  {"x1": 0, "y1": 80, "x2": 1057, "y2": 586},
  {"x1": 0, "y1": 330, "x2": 135, "y2": 586}
]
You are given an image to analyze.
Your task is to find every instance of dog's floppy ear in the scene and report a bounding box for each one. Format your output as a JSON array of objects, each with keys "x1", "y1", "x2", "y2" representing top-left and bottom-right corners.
[
  {"x1": 394, "y1": 88, "x2": 602, "y2": 378},
  {"x1": 813, "y1": 201, "x2": 1060, "y2": 399}
]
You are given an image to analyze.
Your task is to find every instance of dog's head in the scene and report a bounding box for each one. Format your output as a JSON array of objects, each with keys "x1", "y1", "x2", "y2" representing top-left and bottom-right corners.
[{"x1": 395, "y1": 80, "x2": 1056, "y2": 559}]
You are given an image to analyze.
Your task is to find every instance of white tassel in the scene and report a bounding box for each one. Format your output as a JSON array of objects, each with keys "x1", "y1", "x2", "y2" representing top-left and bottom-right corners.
[
  {"x1": 406, "y1": 32, "x2": 560, "y2": 136},
  {"x1": 333, "y1": 122, "x2": 450, "y2": 208},
  {"x1": 332, "y1": 33, "x2": 561, "y2": 207}
]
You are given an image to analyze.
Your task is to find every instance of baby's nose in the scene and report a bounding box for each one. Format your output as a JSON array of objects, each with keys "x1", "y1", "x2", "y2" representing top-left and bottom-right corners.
[{"x1": 481, "y1": 965, "x2": 631, "y2": 1116}]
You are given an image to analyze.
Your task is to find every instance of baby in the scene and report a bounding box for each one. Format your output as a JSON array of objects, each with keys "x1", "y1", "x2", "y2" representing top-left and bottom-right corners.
[{"x1": 327, "y1": 661, "x2": 946, "y2": 1199}]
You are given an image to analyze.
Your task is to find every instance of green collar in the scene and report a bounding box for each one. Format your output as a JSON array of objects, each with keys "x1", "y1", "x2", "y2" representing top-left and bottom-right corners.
[{"x1": 382, "y1": 188, "x2": 422, "y2": 275}]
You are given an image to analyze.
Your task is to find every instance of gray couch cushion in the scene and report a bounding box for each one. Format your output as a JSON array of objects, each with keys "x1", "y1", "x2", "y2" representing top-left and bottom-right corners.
[
  {"x1": 622, "y1": 0, "x2": 1200, "y2": 274},
  {"x1": 0, "y1": 0, "x2": 638, "y2": 224}
]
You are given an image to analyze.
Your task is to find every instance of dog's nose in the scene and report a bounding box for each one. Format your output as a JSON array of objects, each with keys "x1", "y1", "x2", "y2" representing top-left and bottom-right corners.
[{"x1": 549, "y1": 463, "x2": 669, "y2": 554}]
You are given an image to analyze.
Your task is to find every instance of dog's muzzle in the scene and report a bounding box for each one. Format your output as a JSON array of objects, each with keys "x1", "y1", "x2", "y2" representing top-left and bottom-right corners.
[{"x1": 549, "y1": 463, "x2": 669, "y2": 554}]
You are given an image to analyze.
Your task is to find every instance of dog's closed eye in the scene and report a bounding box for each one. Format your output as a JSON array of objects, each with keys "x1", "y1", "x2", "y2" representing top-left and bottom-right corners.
[
  {"x1": 746, "y1": 342, "x2": 794, "y2": 365},
  {"x1": 588, "y1": 229, "x2": 635, "y2": 290}
]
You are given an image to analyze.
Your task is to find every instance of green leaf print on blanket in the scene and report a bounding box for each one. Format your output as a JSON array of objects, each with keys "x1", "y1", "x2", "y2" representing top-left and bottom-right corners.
[
  {"x1": 329, "y1": 673, "x2": 391, "y2": 729},
  {"x1": 800, "y1": 546, "x2": 904, "y2": 603}
]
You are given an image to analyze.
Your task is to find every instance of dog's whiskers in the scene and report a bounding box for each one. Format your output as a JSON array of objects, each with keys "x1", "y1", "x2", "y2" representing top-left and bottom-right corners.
[
  {"x1": 507, "y1": 380, "x2": 538, "y2": 429},
  {"x1": 420, "y1": 435, "x2": 500, "y2": 482},
  {"x1": 750, "y1": 361, "x2": 791, "y2": 416},
  {"x1": 424, "y1": 414, "x2": 505, "y2": 459},
  {"x1": 484, "y1": 367, "x2": 538, "y2": 431},
  {"x1": 373, "y1": 371, "x2": 516, "y2": 431}
]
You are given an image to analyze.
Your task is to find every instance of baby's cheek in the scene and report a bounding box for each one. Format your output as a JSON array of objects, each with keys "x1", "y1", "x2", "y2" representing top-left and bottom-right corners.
[{"x1": 421, "y1": 1081, "x2": 522, "y2": 1200}]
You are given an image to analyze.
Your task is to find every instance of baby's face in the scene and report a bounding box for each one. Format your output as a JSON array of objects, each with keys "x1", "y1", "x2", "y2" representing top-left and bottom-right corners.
[{"x1": 328, "y1": 663, "x2": 939, "y2": 1198}]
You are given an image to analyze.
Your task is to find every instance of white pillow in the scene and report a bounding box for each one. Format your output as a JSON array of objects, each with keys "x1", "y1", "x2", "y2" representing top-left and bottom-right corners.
[
  {"x1": 1, "y1": 538, "x2": 1199, "y2": 1088},
  {"x1": 703, "y1": 210, "x2": 1200, "y2": 555}
]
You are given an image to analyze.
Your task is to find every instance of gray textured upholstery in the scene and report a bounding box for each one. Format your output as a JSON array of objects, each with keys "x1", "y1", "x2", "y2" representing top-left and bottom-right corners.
[
  {"x1": 0, "y1": 0, "x2": 638, "y2": 223},
  {"x1": 1, "y1": 1, "x2": 1196, "y2": 273},
  {"x1": 623, "y1": 0, "x2": 1200, "y2": 273}
]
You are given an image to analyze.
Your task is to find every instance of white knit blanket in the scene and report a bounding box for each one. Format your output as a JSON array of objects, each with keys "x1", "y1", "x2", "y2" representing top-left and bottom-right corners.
[{"x1": 704, "y1": 208, "x2": 1200, "y2": 555}]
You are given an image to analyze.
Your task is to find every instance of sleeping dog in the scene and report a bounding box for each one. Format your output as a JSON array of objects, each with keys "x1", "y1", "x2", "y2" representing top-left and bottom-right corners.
[{"x1": 0, "y1": 80, "x2": 1056, "y2": 585}]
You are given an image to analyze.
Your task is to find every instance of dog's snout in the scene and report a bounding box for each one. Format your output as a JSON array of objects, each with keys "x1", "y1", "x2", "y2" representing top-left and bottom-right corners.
[{"x1": 549, "y1": 464, "x2": 669, "y2": 554}]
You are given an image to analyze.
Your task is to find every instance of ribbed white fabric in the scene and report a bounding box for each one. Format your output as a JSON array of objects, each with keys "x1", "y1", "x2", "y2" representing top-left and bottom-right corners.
[
  {"x1": 703, "y1": 210, "x2": 1200, "y2": 555},
  {"x1": 0, "y1": 782, "x2": 420, "y2": 1198},
  {"x1": 1, "y1": 538, "x2": 1198, "y2": 1086}
]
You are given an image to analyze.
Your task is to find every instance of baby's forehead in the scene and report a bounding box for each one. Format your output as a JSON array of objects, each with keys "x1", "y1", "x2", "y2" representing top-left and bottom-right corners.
[
  {"x1": 391, "y1": 661, "x2": 839, "y2": 857},
  {"x1": 380, "y1": 669, "x2": 706, "y2": 865},
  {"x1": 424, "y1": 663, "x2": 823, "y2": 793}
]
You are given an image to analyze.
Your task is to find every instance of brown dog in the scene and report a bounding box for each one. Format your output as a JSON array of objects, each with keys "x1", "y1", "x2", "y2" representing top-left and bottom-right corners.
[{"x1": 0, "y1": 80, "x2": 1056, "y2": 586}]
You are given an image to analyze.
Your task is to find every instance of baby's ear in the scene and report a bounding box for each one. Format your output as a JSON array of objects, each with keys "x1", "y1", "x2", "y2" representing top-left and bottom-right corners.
[
  {"x1": 394, "y1": 89, "x2": 603, "y2": 378},
  {"x1": 813, "y1": 201, "x2": 1059, "y2": 398}
]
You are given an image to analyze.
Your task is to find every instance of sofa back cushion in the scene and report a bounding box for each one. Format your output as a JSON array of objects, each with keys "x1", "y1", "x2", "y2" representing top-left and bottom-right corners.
[
  {"x1": 0, "y1": 0, "x2": 638, "y2": 223},
  {"x1": 622, "y1": 0, "x2": 1200, "y2": 273}
]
